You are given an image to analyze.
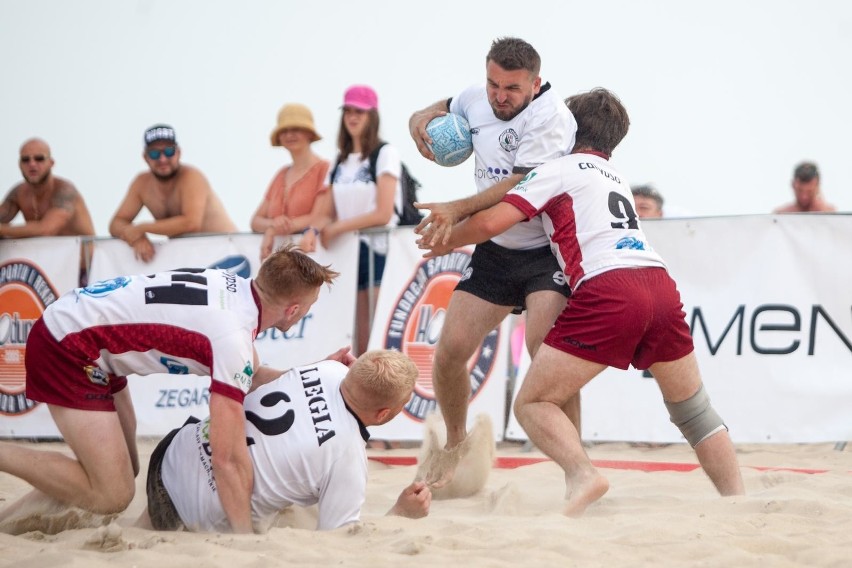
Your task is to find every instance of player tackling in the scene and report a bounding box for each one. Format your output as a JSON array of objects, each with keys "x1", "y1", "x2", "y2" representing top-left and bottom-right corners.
[{"x1": 419, "y1": 88, "x2": 745, "y2": 514}]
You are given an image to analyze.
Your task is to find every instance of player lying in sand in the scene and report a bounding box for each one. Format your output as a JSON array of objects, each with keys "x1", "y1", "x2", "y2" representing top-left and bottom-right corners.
[
  {"x1": 418, "y1": 88, "x2": 745, "y2": 515},
  {"x1": 138, "y1": 350, "x2": 431, "y2": 532}
]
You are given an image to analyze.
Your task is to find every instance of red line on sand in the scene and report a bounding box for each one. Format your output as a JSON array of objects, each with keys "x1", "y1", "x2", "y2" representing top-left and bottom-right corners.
[{"x1": 368, "y1": 455, "x2": 831, "y2": 474}]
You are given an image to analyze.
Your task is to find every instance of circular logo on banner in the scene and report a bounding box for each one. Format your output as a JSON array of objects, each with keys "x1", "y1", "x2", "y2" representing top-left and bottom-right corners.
[
  {"x1": 0, "y1": 261, "x2": 59, "y2": 416},
  {"x1": 384, "y1": 251, "x2": 500, "y2": 422}
]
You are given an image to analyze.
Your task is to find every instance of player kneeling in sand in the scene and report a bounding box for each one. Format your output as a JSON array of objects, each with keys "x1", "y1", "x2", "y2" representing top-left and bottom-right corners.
[
  {"x1": 419, "y1": 88, "x2": 745, "y2": 515},
  {"x1": 139, "y1": 350, "x2": 431, "y2": 532}
]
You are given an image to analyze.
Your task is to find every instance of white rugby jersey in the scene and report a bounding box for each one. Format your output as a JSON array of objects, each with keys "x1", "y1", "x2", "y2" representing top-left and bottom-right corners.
[
  {"x1": 42, "y1": 268, "x2": 259, "y2": 401},
  {"x1": 162, "y1": 360, "x2": 369, "y2": 532},
  {"x1": 504, "y1": 152, "x2": 666, "y2": 292},
  {"x1": 451, "y1": 83, "x2": 576, "y2": 250}
]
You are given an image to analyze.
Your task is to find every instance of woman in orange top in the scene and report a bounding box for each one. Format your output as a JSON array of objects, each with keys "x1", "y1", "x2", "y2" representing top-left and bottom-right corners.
[{"x1": 251, "y1": 103, "x2": 331, "y2": 259}]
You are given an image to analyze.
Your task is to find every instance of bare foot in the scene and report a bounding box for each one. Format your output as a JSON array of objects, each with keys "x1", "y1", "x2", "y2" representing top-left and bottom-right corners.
[{"x1": 563, "y1": 472, "x2": 610, "y2": 517}]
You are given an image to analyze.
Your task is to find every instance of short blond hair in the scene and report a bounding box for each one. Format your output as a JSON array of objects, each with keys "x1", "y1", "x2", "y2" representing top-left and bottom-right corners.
[{"x1": 348, "y1": 350, "x2": 417, "y2": 410}]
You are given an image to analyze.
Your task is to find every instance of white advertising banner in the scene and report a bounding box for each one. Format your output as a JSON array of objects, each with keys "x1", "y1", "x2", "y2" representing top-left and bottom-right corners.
[
  {"x1": 368, "y1": 228, "x2": 510, "y2": 441},
  {"x1": 0, "y1": 237, "x2": 83, "y2": 437},
  {"x1": 507, "y1": 215, "x2": 852, "y2": 444}
]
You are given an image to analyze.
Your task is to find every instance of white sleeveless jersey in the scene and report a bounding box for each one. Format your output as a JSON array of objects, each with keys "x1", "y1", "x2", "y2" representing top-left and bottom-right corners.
[
  {"x1": 41, "y1": 268, "x2": 259, "y2": 400},
  {"x1": 162, "y1": 360, "x2": 369, "y2": 532},
  {"x1": 504, "y1": 153, "x2": 667, "y2": 292},
  {"x1": 451, "y1": 83, "x2": 576, "y2": 250}
]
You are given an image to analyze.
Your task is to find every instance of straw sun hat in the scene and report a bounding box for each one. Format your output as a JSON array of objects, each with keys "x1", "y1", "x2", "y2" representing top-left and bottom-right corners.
[{"x1": 270, "y1": 103, "x2": 321, "y2": 146}]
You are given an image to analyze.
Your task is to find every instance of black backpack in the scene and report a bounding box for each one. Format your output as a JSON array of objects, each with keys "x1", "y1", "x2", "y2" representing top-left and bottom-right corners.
[{"x1": 330, "y1": 143, "x2": 424, "y2": 226}]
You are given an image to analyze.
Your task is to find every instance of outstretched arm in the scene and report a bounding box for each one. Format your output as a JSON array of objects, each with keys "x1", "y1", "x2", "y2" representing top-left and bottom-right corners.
[
  {"x1": 414, "y1": 173, "x2": 524, "y2": 246},
  {"x1": 419, "y1": 201, "x2": 527, "y2": 257}
]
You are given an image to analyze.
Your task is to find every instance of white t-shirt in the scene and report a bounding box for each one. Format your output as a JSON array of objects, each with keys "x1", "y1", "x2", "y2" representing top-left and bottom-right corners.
[
  {"x1": 42, "y1": 269, "x2": 258, "y2": 401},
  {"x1": 162, "y1": 360, "x2": 369, "y2": 532},
  {"x1": 504, "y1": 153, "x2": 666, "y2": 292},
  {"x1": 330, "y1": 144, "x2": 402, "y2": 255},
  {"x1": 451, "y1": 83, "x2": 576, "y2": 250}
]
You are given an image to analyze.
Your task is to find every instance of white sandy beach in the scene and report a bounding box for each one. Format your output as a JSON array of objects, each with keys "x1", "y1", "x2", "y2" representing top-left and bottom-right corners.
[{"x1": 1, "y1": 439, "x2": 851, "y2": 568}]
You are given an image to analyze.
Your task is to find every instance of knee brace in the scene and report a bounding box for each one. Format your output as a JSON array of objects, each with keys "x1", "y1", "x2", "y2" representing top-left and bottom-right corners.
[{"x1": 664, "y1": 384, "x2": 727, "y2": 447}]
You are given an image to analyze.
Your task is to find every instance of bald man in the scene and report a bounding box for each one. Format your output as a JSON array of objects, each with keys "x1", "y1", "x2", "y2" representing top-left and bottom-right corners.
[
  {"x1": 0, "y1": 138, "x2": 96, "y2": 283},
  {"x1": 1, "y1": 138, "x2": 95, "y2": 238}
]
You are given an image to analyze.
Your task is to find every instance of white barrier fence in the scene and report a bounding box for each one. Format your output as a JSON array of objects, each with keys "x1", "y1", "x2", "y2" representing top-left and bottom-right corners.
[{"x1": 1, "y1": 215, "x2": 851, "y2": 443}]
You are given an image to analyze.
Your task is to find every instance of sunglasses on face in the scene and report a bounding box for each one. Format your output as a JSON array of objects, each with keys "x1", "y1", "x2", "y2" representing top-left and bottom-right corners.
[
  {"x1": 20, "y1": 155, "x2": 47, "y2": 164},
  {"x1": 146, "y1": 146, "x2": 177, "y2": 160}
]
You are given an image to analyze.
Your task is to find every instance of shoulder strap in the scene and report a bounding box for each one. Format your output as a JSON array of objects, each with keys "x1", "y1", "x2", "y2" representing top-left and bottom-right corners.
[{"x1": 367, "y1": 142, "x2": 388, "y2": 182}]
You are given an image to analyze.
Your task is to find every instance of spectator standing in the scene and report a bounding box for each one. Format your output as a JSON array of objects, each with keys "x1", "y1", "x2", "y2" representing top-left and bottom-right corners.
[
  {"x1": 303, "y1": 85, "x2": 402, "y2": 356},
  {"x1": 251, "y1": 104, "x2": 331, "y2": 260}
]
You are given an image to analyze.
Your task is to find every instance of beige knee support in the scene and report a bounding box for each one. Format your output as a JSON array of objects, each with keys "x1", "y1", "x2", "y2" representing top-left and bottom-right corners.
[{"x1": 664, "y1": 384, "x2": 727, "y2": 447}]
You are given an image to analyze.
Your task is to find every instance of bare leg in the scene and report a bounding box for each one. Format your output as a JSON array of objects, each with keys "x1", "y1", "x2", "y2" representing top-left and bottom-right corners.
[
  {"x1": 649, "y1": 353, "x2": 745, "y2": 496},
  {"x1": 432, "y1": 291, "x2": 512, "y2": 450},
  {"x1": 355, "y1": 286, "x2": 377, "y2": 356},
  {"x1": 0, "y1": 405, "x2": 135, "y2": 514},
  {"x1": 514, "y1": 345, "x2": 608, "y2": 516},
  {"x1": 523, "y1": 291, "x2": 582, "y2": 436}
]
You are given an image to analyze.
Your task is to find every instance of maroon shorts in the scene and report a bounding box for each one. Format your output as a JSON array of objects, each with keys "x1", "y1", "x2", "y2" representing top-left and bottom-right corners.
[
  {"x1": 25, "y1": 318, "x2": 128, "y2": 411},
  {"x1": 543, "y1": 267, "x2": 694, "y2": 370}
]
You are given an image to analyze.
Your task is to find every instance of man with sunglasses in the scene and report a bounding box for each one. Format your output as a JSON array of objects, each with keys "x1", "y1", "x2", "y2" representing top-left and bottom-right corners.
[
  {"x1": 109, "y1": 124, "x2": 237, "y2": 262},
  {"x1": 0, "y1": 138, "x2": 96, "y2": 284}
]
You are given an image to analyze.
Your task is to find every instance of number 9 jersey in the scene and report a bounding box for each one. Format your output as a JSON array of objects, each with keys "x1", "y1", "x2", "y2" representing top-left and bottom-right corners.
[{"x1": 503, "y1": 152, "x2": 666, "y2": 294}]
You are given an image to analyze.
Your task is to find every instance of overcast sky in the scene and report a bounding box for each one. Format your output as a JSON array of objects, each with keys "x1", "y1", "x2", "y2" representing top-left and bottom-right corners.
[{"x1": 2, "y1": 0, "x2": 850, "y2": 235}]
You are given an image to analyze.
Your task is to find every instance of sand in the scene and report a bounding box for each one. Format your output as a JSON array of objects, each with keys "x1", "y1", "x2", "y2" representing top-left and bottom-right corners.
[{"x1": 1, "y1": 437, "x2": 851, "y2": 568}]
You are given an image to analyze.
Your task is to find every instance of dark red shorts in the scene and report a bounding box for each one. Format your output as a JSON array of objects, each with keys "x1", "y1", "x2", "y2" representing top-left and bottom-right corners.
[
  {"x1": 25, "y1": 318, "x2": 128, "y2": 411},
  {"x1": 543, "y1": 267, "x2": 694, "y2": 370}
]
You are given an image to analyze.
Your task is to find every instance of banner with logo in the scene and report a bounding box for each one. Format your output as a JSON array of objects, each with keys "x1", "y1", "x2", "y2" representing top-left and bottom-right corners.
[
  {"x1": 506, "y1": 215, "x2": 852, "y2": 444},
  {"x1": 368, "y1": 228, "x2": 511, "y2": 441},
  {"x1": 0, "y1": 237, "x2": 82, "y2": 436}
]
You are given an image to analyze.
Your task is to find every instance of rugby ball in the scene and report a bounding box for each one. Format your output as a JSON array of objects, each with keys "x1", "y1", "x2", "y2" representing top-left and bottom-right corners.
[{"x1": 426, "y1": 113, "x2": 473, "y2": 167}]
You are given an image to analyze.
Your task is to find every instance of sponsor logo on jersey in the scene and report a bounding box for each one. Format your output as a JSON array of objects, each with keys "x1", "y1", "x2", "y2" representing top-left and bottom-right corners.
[
  {"x1": 208, "y1": 255, "x2": 251, "y2": 279},
  {"x1": 160, "y1": 356, "x2": 189, "y2": 374},
  {"x1": 476, "y1": 165, "x2": 511, "y2": 184},
  {"x1": 80, "y1": 276, "x2": 131, "y2": 298},
  {"x1": 0, "y1": 261, "x2": 59, "y2": 416},
  {"x1": 498, "y1": 128, "x2": 520, "y2": 152},
  {"x1": 615, "y1": 237, "x2": 646, "y2": 251},
  {"x1": 514, "y1": 171, "x2": 537, "y2": 192},
  {"x1": 383, "y1": 251, "x2": 500, "y2": 422},
  {"x1": 84, "y1": 365, "x2": 109, "y2": 386},
  {"x1": 233, "y1": 360, "x2": 253, "y2": 390}
]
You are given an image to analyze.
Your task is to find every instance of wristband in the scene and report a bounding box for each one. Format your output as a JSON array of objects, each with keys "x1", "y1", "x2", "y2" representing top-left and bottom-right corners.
[{"x1": 301, "y1": 226, "x2": 320, "y2": 236}]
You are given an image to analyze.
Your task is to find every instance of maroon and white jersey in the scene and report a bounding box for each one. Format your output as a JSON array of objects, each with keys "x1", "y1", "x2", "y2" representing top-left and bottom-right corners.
[
  {"x1": 451, "y1": 83, "x2": 576, "y2": 250},
  {"x1": 504, "y1": 152, "x2": 666, "y2": 292},
  {"x1": 41, "y1": 268, "x2": 260, "y2": 401},
  {"x1": 162, "y1": 361, "x2": 369, "y2": 532}
]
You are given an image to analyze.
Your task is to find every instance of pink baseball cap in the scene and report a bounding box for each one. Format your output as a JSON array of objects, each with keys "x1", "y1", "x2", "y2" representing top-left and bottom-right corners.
[{"x1": 342, "y1": 85, "x2": 378, "y2": 111}]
